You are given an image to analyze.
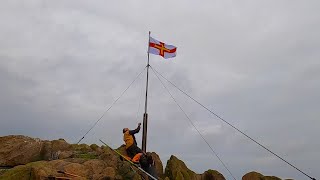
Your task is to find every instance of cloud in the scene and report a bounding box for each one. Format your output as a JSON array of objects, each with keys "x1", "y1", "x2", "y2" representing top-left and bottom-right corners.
[{"x1": 0, "y1": 0, "x2": 319, "y2": 179}]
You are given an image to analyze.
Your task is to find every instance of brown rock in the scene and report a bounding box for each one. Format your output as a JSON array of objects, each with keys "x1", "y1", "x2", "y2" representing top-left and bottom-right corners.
[
  {"x1": 165, "y1": 155, "x2": 198, "y2": 180},
  {"x1": 33, "y1": 168, "x2": 47, "y2": 179},
  {"x1": 64, "y1": 158, "x2": 87, "y2": 164},
  {"x1": 265, "y1": 176, "x2": 282, "y2": 180},
  {"x1": 47, "y1": 159, "x2": 71, "y2": 169},
  {"x1": 115, "y1": 145, "x2": 128, "y2": 156},
  {"x1": 39, "y1": 141, "x2": 52, "y2": 160},
  {"x1": 40, "y1": 139, "x2": 72, "y2": 160},
  {"x1": 99, "y1": 146, "x2": 120, "y2": 168},
  {"x1": 34, "y1": 159, "x2": 117, "y2": 180},
  {"x1": 90, "y1": 144, "x2": 99, "y2": 151},
  {"x1": 63, "y1": 163, "x2": 88, "y2": 178},
  {"x1": 0, "y1": 135, "x2": 233, "y2": 180},
  {"x1": 0, "y1": 164, "x2": 33, "y2": 180},
  {"x1": 72, "y1": 144, "x2": 92, "y2": 153},
  {"x1": 52, "y1": 139, "x2": 72, "y2": 152},
  {"x1": 151, "y1": 152, "x2": 164, "y2": 177},
  {"x1": 201, "y1": 169, "x2": 225, "y2": 180},
  {"x1": 117, "y1": 161, "x2": 139, "y2": 179},
  {"x1": 59, "y1": 151, "x2": 73, "y2": 159},
  {"x1": 0, "y1": 136, "x2": 148, "y2": 180},
  {"x1": 165, "y1": 155, "x2": 225, "y2": 180},
  {"x1": 242, "y1": 171, "x2": 282, "y2": 180},
  {"x1": 30, "y1": 162, "x2": 58, "y2": 180},
  {"x1": 83, "y1": 159, "x2": 106, "y2": 174},
  {"x1": 0, "y1": 135, "x2": 78, "y2": 166},
  {"x1": 0, "y1": 135, "x2": 43, "y2": 166},
  {"x1": 104, "y1": 167, "x2": 116, "y2": 179},
  {"x1": 242, "y1": 171, "x2": 264, "y2": 180}
]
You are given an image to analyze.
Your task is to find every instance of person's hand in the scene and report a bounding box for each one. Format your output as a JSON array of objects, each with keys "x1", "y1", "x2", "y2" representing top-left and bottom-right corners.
[{"x1": 138, "y1": 123, "x2": 141, "y2": 126}]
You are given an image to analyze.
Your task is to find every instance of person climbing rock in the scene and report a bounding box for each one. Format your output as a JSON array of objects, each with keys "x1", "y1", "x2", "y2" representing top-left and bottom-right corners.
[
  {"x1": 123, "y1": 124, "x2": 158, "y2": 179},
  {"x1": 123, "y1": 123, "x2": 143, "y2": 158}
]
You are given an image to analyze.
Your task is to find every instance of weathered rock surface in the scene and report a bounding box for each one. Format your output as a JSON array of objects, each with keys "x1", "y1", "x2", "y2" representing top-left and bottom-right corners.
[
  {"x1": 0, "y1": 160, "x2": 118, "y2": 180},
  {"x1": 242, "y1": 171, "x2": 283, "y2": 180},
  {"x1": 0, "y1": 149, "x2": 140, "y2": 180},
  {"x1": 242, "y1": 171, "x2": 264, "y2": 180},
  {"x1": 0, "y1": 135, "x2": 137, "y2": 179},
  {"x1": 151, "y1": 152, "x2": 164, "y2": 178},
  {"x1": 165, "y1": 155, "x2": 225, "y2": 180},
  {"x1": 200, "y1": 170, "x2": 225, "y2": 180},
  {"x1": 265, "y1": 177, "x2": 282, "y2": 180},
  {"x1": 0, "y1": 135, "x2": 43, "y2": 166},
  {"x1": 165, "y1": 155, "x2": 198, "y2": 180},
  {"x1": 0, "y1": 135, "x2": 286, "y2": 180}
]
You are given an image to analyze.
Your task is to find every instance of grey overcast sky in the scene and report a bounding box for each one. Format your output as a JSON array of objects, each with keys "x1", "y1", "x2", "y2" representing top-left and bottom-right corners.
[{"x1": 0, "y1": 1, "x2": 319, "y2": 179}]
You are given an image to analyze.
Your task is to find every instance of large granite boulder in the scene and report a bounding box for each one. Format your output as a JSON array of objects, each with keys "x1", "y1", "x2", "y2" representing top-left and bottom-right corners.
[
  {"x1": 0, "y1": 159, "x2": 118, "y2": 180},
  {"x1": 242, "y1": 171, "x2": 283, "y2": 180},
  {"x1": 0, "y1": 135, "x2": 103, "y2": 167},
  {"x1": 0, "y1": 135, "x2": 43, "y2": 166},
  {"x1": 0, "y1": 135, "x2": 288, "y2": 180},
  {"x1": 151, "y1": 152, "x2": 164, "y2": 178},
  {"x1": 40, "y1": 138, "x2": 73, "y2": 160},
  {"x1": 165, "y1": 155, "x2": 198, "y2": 180},
  {"x1": 200, "y1": 169, "x2": 225, "y2": 180},
  {"x1": 242, "y1": 171, "x2": 264, "y2": 180},
  {"x1": 265, "y1": 176, "x2": 282, "y2": 180},
  {"x1": 164, "y1": 155, "x2": 225, "y2": 180}
]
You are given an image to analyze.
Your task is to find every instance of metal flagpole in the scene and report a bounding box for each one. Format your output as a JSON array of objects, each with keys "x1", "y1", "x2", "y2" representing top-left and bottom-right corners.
[{"x1": 142, "y1": 31, "x2": 151, "y2": 152}]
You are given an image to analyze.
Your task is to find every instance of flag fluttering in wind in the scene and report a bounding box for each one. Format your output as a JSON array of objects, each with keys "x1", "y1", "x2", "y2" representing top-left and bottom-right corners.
[{"x1": 148, "y1": 37, "x2": 177, "y2": 59}]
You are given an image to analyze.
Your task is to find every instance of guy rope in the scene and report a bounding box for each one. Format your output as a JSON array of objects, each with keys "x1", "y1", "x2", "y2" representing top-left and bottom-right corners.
[{"x1": 76, "y1": 32, "x2": 316, "y2": 180}]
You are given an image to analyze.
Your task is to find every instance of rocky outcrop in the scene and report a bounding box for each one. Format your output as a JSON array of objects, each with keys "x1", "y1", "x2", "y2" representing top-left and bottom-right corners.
[
  {"x1": 242, "y1": 171, "x2": 264, "y2": 180},
  {"x1": 0, "y1": 135, "x2": 132, "y2": 179},
  {"x1": 0, "y1": 135, "x2": 156, "y2": 179},
  {"x1": 164, "y1": 155, "x2": 225, "y2": 180},
  {"x1": 0, "y1": 135, "x2": 76, "y2": 167},
  {"x1": 0, "y1": 146, "x2": 141, "y2": 180},
  {"x1": 0, "y1": 135, "x2": 107, "y2": 167},
  {"x1": 40, "y1": 138, "x2": 73, "y2": 160},
  {"x1": 0, "y1": 135, "x2": 43, "y2": 166},
  {"x1": 200, "y1": 170, "x2": 225, "y2": 180},
  {"x1": 242, "y1": 171, "x2": 283, "y2": 180},
  {"x1": 265, "y1": 177, "x2": 282, "y2": 180},
  {"x1": 165, "y1": 155, "x2": 198, "y2": 180},
  {"x1": 0, "y1": 159, "x2": 118, "y2": 180},
  {"x1": 151, "y1": 152, "x2": 164, "y2": 178},
  {"x1": 0, "y1": 135, "x2": 287, "y2": 180}
]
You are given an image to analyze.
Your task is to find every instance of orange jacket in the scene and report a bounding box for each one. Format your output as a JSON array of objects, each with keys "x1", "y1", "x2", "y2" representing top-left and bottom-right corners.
[{"x1": 123, "y1": 126, "x2": 140, "y2": 149}]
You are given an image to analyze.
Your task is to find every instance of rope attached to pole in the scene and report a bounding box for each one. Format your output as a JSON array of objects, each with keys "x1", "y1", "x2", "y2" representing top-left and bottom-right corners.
[
  {"x1": 151, "y1": 67, "x2": 237, "y2": 180},
  {"x1": 151, "y1": 66, "x2": 316, "y2": 180},
  {"x1": 76, "y1": 66, "x2": 147, "y2": 144},
  {"x1": 135, "y1": 77, "x2": 145, "y2": 122}
]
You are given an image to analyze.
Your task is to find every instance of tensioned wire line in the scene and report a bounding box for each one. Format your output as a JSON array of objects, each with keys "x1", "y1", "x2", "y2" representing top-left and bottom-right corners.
[
  {"x1": 76, "y1": 66, "x2": 147, "y2": 144},
  {"x1": 150, "y1": 66, "x2": 316, "y2": 180},
  {"x1": 150, "y1": 67, "x2": 237, "y2": 180},
  {"x1": 135, "y1": 74, "x2": 145, "y2": 123}
]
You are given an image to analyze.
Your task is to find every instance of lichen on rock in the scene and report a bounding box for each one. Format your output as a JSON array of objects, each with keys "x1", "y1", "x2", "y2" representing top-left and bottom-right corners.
[
  {"x1": 242, "y1": 171, "x2": 284, "y2": 180},
  {"x1": 0, "y1": 135, "x2": 287, "y2": 180},
  {"x1": 165, "y1": 155, "x2": 225, "y2": 180}
]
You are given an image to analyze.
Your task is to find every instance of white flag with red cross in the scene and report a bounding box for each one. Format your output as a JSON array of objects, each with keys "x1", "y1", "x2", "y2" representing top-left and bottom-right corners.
[{"x1": 148, "y1": 37, "x2": 177, "y2": 59}]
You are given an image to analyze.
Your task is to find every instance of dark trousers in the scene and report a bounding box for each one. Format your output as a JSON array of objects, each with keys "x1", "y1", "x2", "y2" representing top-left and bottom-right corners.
[{"x1": 126, "y1": 144, "x2": 142, "y2": 158}]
